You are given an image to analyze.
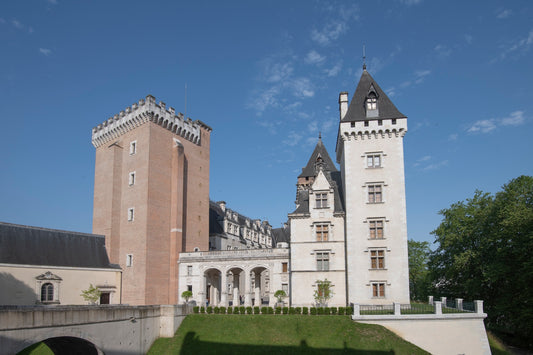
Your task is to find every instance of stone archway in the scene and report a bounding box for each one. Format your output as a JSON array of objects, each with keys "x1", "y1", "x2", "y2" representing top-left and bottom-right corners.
[
  {"x1": 18, "y1": 337, "x2": 103, "y2": 355},
  {"x1": 250, "y1": 266, "x2": 269, "y2": 307},
  {"x1": 227, "y1": 267, "x2": 245, "y2": 306},
  {"x1": 204, "y1": 268, "x2": 222, "y2": 307}
]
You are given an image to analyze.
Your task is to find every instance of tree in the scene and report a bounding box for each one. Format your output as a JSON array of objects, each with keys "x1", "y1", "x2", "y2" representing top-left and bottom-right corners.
[
  {"x1": 408, "y1": 239, "x2": 431, "y2": 301},
  {"x1": 274, "y1": 290, "x2": 287, "y2": 304},
  {"x1": 314, "y1": 279, "x2": 334, "y2": 306},
  {"x1": 428, "y1": 176, "x2": 533, "y2": 347},
  {"x1": 80, "y1": 284, "x2": 101, "y2": 304},
  {"x1": 181, "y1": 290, "x2": 193, "y2": 304}
]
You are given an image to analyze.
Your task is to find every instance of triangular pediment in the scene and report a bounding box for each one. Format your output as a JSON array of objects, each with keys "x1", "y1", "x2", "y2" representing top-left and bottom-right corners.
[
  {"x1": 35, "y1": 271, "x2": 62, "y2": 281},
  {"x1": 312, "y1": 170, "x2": 332, "y2": 191}
]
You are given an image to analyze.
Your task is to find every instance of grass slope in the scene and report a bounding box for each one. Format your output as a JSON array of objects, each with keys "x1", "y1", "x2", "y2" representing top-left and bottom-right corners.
[{"x1": 149, "y1": 314, "x2": 430, "y2": 355}]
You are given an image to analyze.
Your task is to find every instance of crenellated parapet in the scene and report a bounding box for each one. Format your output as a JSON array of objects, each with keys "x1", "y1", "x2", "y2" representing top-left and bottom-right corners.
[
  {"x1": 91, "y1": 95, "x2": 212, "y2": 148},
  {"x1": 339, "y1": 118, "x2": 407, "y2": 142}
]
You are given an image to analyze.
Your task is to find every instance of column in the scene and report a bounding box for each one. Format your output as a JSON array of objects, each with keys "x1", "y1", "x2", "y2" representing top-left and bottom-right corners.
[
  {"x1": 233, "y1": 273, "x2": 240, "y2": 306},
  {"x1": 254, "y1": 272, "x2": 261, "y2": 307},
  {"x1": 220, "y1": 272, "x2": 227, "y2": 307},
  {"x1": 244, "y1": 271, "x2": 252, "y2": 307},
  {"x1": 198, "y1": 274, "x2": 206, "y2": 306}
]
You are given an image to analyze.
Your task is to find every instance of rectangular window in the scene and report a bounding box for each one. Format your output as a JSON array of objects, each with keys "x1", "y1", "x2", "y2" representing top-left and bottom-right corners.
[
  {"x1": 282, "y1": 262, "x2": 288, "y2": 273},
  {"x1": 127, "y1": 208, "x2": 135, "y2": 221},
  {"x1": 369, "y1": 220, "x2": 384, "y2": 239},
  {"x1": 315, "y1": 193, "x2": 328, "y2": 208},
  {"x1": 367, "y1": 155, "x2": 381, "y2": 168},
  {"x1": 378, "y1": 119, "x2": 383, "y2": 126},
  {"x1": 370, "y1": 250, "x2": 385, "y2": 269},
  {"x1": 129, "y1": 141, "x2": 137, "y2": 155},
  {"x1": 126, "y1": 254, "x2": 133, "y2": 267},
  {"x1": 187, "y1": 285, "x2": 193, "y2": 292},
  {"x1": 372, "y1": 283, "x2": 386, "y2": 297},
  {"x1": 282, "y1": 283, "x2": 288, "y2": 294},
  {"x1": 316, "y1": 252, "x2": 330, "y2": 271},
  {"x1": 368, "y1": 185, "x2": 382, "y2": 203},
  {"x1": 316, "y1": 224, "x2": 329, "y2": 241},
  {"x1": 128, "y1": 171, "x2": 136, "y2": 186},
  {"x1": 364, "y1": 120, "x2": 369, "y2": 127},
  {"x1": 391, "y1": 119, "x2": 397, "y2": 125},
  {"x1": 187, "y1": 265, "x2": 193, "y2": 276}
]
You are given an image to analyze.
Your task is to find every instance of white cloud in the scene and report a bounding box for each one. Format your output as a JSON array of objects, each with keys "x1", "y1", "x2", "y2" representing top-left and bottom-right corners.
[
  {"x1": 310, "y1": 4, "x2": 359, "y2": 46},
  {"x1": 464, "y1": 34, "x2": 473, "y2": 45},
  {"x1": 325, "y1": 62, "x2": 342, "y2": 77},
  {"x1": 12, "y1": 19, "x2": 23, "y2": 29},
  {"x1": 423, "y1": 160, "x2": 449, "y2": 171},
  {"x1": 291, "y1": 77, "x2": 314, "y2": 98},
  {"x1": 494, "y1": 29, "x2": 533, "y2": 62},
  {"x1": 434, "y1": 44, "x2": 452, "y2": 58},
  {"x1": 0, "y1": 18, "x2": 6, "y2": 24},
  {"x1": 10, "y1": 19, "x2": 33, "y2": 33},
  {"x1": 414, "y1": 70, "x2": 431, "y2": 84},
  {"x1": 48, "y1": 0, "x2": 58, "y2": 4},
  {"x1": 308, "y1": 121, "x2": 318, "y2": 133},
  {"x1": 398, "y1": 0, "x2": 423, "y2": 5},
  {"x1": 448, "y1": 133, "x2": 458, "y2": 141},
  {"x1": 496, "y1": 9, "x2": 512, "y2": 19},
  {"x1": 283, "y1": 132, "x2": 302, "y2": 146},
  {"x1": 39, "y1": 48, "x2": 52, "y2": 56},
  {"x1": 264, "y1": 61, "x2": 293, "y2": 83},
  {"x1": 305, "y1": 50, "x2": 326, "y2": 65},
  {"x1": 467, "y1": 111, "x2": 526, "y2": 134}
]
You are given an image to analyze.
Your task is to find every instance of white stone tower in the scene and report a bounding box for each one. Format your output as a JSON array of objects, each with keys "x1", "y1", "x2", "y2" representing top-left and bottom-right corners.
[{"x1": 336, "y1": 67, "x2": 410, "y2": 305}]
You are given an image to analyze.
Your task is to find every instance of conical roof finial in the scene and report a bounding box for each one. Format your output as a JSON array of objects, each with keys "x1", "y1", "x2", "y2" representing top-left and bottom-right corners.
[
  {"x1": 319, "y1": 131, "x2": 322, "y2": 140},
  {"x1": 362, "y1": 44, "x2": 367, "y2": 70}
]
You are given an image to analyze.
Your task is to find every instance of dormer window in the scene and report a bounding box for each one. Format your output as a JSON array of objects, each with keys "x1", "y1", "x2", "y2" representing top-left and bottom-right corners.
[{"x1": 366, "y1": 92, "x2": 379, "y2": 118}]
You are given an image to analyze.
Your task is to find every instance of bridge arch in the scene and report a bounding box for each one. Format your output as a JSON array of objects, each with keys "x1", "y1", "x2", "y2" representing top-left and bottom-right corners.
[{"x1": 14, "y1": 334, "x2": 104, "y2": 355}]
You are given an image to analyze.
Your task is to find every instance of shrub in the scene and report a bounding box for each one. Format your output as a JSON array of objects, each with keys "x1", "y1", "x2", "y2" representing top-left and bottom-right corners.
[
  {"x1": 268, "y1": 307, "x2": 274, "y2": 314},
  {"x1": 207, "y1": 306, "x2": 213, "y2": 314},
  {"x1": 274, "y1": 290, "x2": 287, "y2": 304},
  {"x1": 295, "y1": 307, "x2": 302, "y2": 315},
  {"x1": 338, "y1": 307, "x2": 345, "y2": 315},
  {"x1": 317, "y1": 307, "x2": 324, "y2": 315},
  {"x1": 288, "y1": 307, "x2": 295, "y2": 315},
  {"x1": 181, "y1": 290, "x2": 193, "y2": 304},
  {"x1": 261, "y1": 307, "x2": 268, "y2": 314},
  {"x1": 246, "y1": 307, "x2": 253, "y2": 314},
  {"x1": 200, "y1": 306, "x2": 205, "y2": 314},
  {"x1": 302, "y1": 307, "x2": 309, "y2": 315},
  {"x1": 254, "y1": 306, "x2": 260, "y2": 314},
  {"x1": 275, "y1": 307, "x2": 281, "y2": 314},
  {"x1": 193, "y1": 306, "x2": 199, "y2": 313},
  {"x1": 227, "y1": 307, "x2": 233, "y2": 314},
  {"x1": 324, "y1": 307, "x2": 330, "y2": 315},
  {"x1": 214, "y1": 307, "x2": 219, "y2": 314},
  {"x1": 347, "y1": 306, "x2": 354, "y2": 315},
  {"x1": 239, "y1": 306, "x2": 245, "y2": 314},
  {"x1": 310, "y1": 307, "x2": 317, "y2": 315},
  {"x1": 330, "y1": 307, "x2": 337, "y2": 315},
  {"x1": 219, "y1": 306, "x2": 226, "y2": 314},
  {"x1": 282, "y1": 307, "x2": 289, "y2": 315}
]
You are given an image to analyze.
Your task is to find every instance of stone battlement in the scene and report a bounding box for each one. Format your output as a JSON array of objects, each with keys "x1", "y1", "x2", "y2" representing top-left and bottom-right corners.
[{"x1": 91, "y1": 95, "x2": 212, "y2": 148}]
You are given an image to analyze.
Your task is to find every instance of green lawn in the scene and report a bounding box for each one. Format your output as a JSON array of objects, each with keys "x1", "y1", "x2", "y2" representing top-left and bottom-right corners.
[{"x1": 148, "y1": 314, "x2": 430, "y2": 354}]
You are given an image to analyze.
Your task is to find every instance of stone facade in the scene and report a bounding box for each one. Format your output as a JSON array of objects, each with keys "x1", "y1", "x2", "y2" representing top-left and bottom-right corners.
[{"x1": 92, "y1": 95, "x2": 211, "y2": 305}]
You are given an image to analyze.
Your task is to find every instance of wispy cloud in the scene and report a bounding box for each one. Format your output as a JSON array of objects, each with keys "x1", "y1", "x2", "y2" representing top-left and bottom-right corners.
[
  {"x1": 39, "y1": 48, "x2": 52, "y2": 56},
  {"x1": 398, "y1": 0, "x2": 423, "y2": 5},
  {"x1": 398, "y1": 69, "x2": 431, "y2": 89},
  {"x1": 493, "y1": 29, "x2": 533, "y2": 62},
  {"x1": 434, "y1": 44, "x2": 452, "y2": 58},
  {"x1": 467, "y1": 110, "x2": 525, "y2": 134},
  {"x1": 310, "y1": 4, "x2": 359, "y2": 46},
  {"x1": 11, "y1": 19, "x2": 33, "y2": 33},
  {"x1": 325, "y1": 61, "x2": 342, "y2": 77},
  {"x1": 448, "y1": 133, "x2": 458, "y2": 141},
  {"x1": 283, "y1": 132, "x2": 303, "y2": 146},
  {"x1": 305, "y1": 50, "x2": 326, "y2": 65},
  {"x1": 423, "y1": 160, "x2": 449, "y2": 171},
  {"x1": 464, "y1": 34, "x2": 473, "y2": 45},
  {"x1": 496, "y1": 8, "x2": 512, "y2": 19},
  {"x1": 413, "y1": 155, "x2": 448, "y2": 171}
]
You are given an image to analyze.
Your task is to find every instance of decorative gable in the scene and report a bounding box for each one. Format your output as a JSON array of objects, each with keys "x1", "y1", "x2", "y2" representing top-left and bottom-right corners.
[{"x1": 36, "y1": 271, "x2": 62, "y2": 281}]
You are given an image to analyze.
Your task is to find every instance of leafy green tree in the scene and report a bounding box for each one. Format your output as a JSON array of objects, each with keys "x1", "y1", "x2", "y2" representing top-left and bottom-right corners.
[
  {"x1": 181, "y1": 290, "x2": 193, "y2": 304},
  {"x1": 429, "y1": 176, "x2": 533, "y2": 347},
  {"x1": 408, "y1": 239, "x2": 431, "y2": 301},
  {"x1": 314, "y1": 279, "x2": 334, "y2": 306},
  {"x1": 274, "y1": 290, "x2": 287, "y2": 304},
  {"x1": 80, "y1": 284, "x2": 101, "y2": 304}
]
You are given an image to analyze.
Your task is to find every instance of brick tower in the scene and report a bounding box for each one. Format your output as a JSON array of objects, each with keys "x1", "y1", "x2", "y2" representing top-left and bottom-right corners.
[{"x1": 92, "y1": 95, "x2": 211, "y2": 305}]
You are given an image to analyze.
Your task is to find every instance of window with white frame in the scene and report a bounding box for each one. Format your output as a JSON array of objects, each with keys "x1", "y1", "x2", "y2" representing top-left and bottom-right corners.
[
  {"x1": 41, "y1": 283, "x2": 54, "y2": 302},
  {"x1": 368, "y1": 185, "x2": 382, "y2": 203},
  {"x1": 128, "y1": 208, "x2": 134, "y2": 221},
  {"x1": 366, "y1": 95, "x2": 377, "y2": 110},
  {"x1": 316, "y1": 223, "x2": 329, "y2": 241},
  {"x1": 316, "y1": 251, "x2": 330, "y2": 271},
  {"x1": 366, "y1": 154, "x2": 381, "y2": 168},
  {"x1": 126, "y1": 254, "x2": 133, "y2": 267},
  {"x1": 369, "y1": 219, "x2": 384, "y2": 239},
  {"x1": 128, "y1": 171, "x2": 136, "y2": 186},
  {"x1": 282, "y1": 283, "x2": 289, "y2": 294},
  {"x1": 372, "y1": 282, "x2": 386, "y2": 298},
  {"x1": 187, "y1": 265, "x2": 193, "y2": 276},
  {"x1": 315, "y1": 192, "x2": 328, "y2": 208},
  {"x1": 370, "y1": 250, "x2": 385, "y2": 269},
  {"x1": 129, "y1": 141, "x2": 137, "y2": 155}
]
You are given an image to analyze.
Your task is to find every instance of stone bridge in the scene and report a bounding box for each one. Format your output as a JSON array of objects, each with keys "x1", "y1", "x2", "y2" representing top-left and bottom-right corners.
[{"x1": 0, "y1": 304, "x2": 190, "y2": 355}]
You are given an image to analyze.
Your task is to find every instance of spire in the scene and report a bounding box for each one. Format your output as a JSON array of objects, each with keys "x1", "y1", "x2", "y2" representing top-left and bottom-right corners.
[
  {"x1": 319, "y1": 131, "x2": 322, "y2": 140},
  {"x1": 298, "y1": 136, "x2": 338, "y2": 178},
  {"x1": 362, "y1": 44, "x2": 367, "y2": 70}
]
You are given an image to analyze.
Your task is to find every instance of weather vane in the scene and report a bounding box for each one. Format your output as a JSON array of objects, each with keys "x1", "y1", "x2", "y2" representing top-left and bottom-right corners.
[{"x1": 363, "y1": 44, "x2": 366, "y2": 70}]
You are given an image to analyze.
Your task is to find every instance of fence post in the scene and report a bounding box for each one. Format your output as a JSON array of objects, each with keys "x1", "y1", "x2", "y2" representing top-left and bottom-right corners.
[
  {"x1": 394, "y1": 303, "x2": 401, "y2": 316},
  {"x1": 440, "y1": 296, "x2": 447, "y2": 308},
  {"x1": 428, "y1": 295, "x2": 434, "y2": 305},
  {"x1": 434, "y1": 301, "x2": 442, "y2": 315},
  {"x1": 475, "y1": 300, "x2": 484, "y2": 314},
  {"x1": 456, "y1": 298, "x2": 463, "y2": 311},
  {"x1": 353, "y1": 304, "x2": 360, "y2": 316}
]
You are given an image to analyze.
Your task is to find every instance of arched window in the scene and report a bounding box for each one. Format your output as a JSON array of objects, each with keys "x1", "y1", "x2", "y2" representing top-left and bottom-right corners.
[{"x1": 41, "y1": 283, "x2": 54, "y2": 302}]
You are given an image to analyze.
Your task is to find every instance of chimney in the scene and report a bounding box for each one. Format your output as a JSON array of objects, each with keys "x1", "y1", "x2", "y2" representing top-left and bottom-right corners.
[
  {"x1": 217, "y1": 201, "x2": 226, "y2": 212},
  {"x1": 339, "y1": 92, "x2": 348, "y2": 120}
]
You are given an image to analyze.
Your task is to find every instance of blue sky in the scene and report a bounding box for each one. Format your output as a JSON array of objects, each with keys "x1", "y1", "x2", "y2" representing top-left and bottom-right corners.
[{"x1": 1, "y1": 0, "x2": 532, "y2": 246}]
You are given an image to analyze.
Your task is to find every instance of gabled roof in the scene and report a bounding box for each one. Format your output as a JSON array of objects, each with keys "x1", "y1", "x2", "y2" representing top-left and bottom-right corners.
[
  {"x1": 0, "y1": 222, "x2": 120, "y2": 269},
  {"x1": 342, "y1": 69, "x2": 406, "y2": 122},
  {"x1": 272, "y1": 224, "x2": 290, "y2": 245},
  {"x1": 298, "y1": 138, "x2": 338, "y2": 178}
]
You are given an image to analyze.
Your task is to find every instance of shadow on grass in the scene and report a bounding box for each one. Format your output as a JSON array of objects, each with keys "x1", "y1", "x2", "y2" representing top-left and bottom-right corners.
[{"x1": 180, "y1": 332, "x2": 395, "y2": 354}]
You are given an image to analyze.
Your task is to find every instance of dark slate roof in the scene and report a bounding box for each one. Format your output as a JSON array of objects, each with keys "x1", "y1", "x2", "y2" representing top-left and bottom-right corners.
[
  {"x1": 342, "y1": 69, "x2": 406, "y2": 122},
  {"x1": 272, "y1": 224, "x2": 290, "y2": 245},
  {"x1": 209, "y1": 201, "x2": 225, "y2": 235},
  {"x1": 0, "y1": 222, "x2": 120, "y2": 269},
  {"x1": 298, "y1": 138, "x2": 338, "y2": 178},
  {"x1": 292, "y1": 189, "x2": 310, "y2": 215}
]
